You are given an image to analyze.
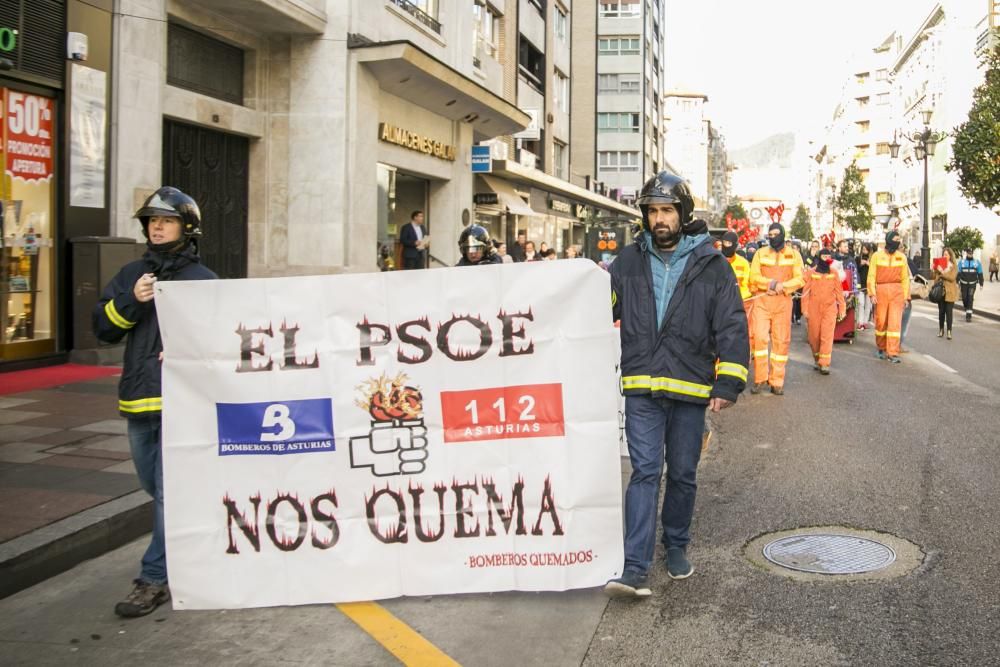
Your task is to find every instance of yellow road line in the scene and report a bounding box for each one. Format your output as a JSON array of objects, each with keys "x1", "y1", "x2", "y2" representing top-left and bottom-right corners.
[{"x1": 336, "y1": 601, "x2": 461, "y2": 666}]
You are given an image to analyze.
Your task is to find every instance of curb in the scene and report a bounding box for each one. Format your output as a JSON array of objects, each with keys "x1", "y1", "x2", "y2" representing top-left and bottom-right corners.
[
  {"x1": 972, "y1": 308, "x2": 1000, "y2": 323},
  {"x1": 0, "y1": 491, "x2": 152, "y2": 600}
]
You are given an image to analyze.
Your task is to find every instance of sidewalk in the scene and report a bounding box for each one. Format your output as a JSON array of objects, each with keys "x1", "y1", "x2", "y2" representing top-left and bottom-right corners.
[
  {"x1": 0, "y1": 366, "x2": 151, "y2": 598},
  {"x1": 972, "y1": 280, "x2": 1000, "y2": 321}
]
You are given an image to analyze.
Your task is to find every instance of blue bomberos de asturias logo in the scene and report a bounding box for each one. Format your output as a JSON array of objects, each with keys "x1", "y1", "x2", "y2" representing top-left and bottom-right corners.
[{"x1": 216, "y1": 398, "x2": 335, "y2": 456}]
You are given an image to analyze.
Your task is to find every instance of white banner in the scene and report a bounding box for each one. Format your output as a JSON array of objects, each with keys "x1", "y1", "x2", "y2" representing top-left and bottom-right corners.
[{"x1": 157, "y1": 261, "x2": 624, "y2": 610}]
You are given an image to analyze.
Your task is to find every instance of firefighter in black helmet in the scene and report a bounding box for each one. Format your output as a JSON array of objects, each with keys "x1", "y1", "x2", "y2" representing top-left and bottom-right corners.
[
  {"x1": 92, "y1": 186, "x2": 216, "y2": 619},
  {"x1": 604, "y1": 171, "x2": 748, "y2": 598},
  {"x1": 457, "y1": 225, "x2": 502, "y2": 266}
]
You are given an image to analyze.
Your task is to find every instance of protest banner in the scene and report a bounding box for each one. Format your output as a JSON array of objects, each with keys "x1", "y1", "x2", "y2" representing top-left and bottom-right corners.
[{"x1": 156, "y1": 260, "x2": 624, "y2": 609}]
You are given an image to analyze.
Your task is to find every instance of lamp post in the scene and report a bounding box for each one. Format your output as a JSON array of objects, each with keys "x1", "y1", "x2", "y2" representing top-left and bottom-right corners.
[{"x1": 889, "y1": 108, "x2": 947, "y2": 277}]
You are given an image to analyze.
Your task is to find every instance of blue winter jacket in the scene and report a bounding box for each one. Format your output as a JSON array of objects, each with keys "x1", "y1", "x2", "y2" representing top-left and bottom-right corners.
[{"x1": 611, "y1": 233, "x2": 750, "y2": 404}]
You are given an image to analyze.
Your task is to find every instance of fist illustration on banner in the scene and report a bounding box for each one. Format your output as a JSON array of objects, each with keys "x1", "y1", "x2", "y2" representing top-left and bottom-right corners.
[{"x1": 349, "y1": 419, "x2": 429, "y2": 477}]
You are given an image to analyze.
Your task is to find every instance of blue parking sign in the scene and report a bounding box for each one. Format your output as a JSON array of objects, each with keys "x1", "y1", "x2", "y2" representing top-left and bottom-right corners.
[{"x1": 471, "y1": 145, "x2": 492, "y2": 173}]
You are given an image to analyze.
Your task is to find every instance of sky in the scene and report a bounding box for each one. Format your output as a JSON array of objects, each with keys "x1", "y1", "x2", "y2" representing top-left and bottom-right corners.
[{"x1": 664, "y1": 0, "x2": 940, "y2": 150}]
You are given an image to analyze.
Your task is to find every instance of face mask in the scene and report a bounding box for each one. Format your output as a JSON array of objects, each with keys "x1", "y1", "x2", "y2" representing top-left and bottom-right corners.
[
  {"x1": 886, "y1": 240, "x2": 900, "y2": 253},
  {"x1": 815, "y1": 253, "x2": 832, "y2": 273},
  {"x1": 721, "y1": 243, "x2": 736, "y2": 258},
  {"x1": 768, "y1": 236, "x2": 784, "y2": 251}
]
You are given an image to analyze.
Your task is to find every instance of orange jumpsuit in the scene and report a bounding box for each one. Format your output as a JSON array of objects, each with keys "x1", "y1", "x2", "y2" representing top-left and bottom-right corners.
[
  {"x1": 728, "y1": 254, "x2": 753, "y2": 353},
  {"x1": 802, "y1": 269, "x2": 846, "y2": 369},
  {"x1": 867, "y1": 249, "x2": 910, "y2": 358},
  {"x1": 749, "y1": 245, "x2": 804, "y2": 388}
]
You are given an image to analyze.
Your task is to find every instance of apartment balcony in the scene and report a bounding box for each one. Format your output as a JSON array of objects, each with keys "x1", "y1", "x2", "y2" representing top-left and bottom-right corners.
[
  {"x1": 387, "y1": 0, "x2": 442, "y2": 34},
  {"x1": 202, "y1": 0, "x2": 326, "y2": 34}
]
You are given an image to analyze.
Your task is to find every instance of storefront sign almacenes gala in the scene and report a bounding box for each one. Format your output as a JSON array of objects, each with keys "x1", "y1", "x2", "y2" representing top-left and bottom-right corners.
[{"x1": 379, "y1": 123, "x2": 456, "y2": 161}]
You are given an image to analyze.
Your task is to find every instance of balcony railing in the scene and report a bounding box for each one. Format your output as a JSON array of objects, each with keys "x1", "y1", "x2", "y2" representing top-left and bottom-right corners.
[{"x1": 388, "y1": 0, "x2": 441, "y2": 34}]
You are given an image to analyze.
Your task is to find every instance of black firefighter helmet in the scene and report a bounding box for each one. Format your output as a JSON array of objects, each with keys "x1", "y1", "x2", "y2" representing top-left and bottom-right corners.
[
  {"x1": 458, "y1": 224, "x2": 495, "y2": 261},
  {"x1": 636, "y1": 171, "x2": 694, "y2": 229},
  {"x1": 134, "y1": 186, "x2": 202, "y2": 239}
]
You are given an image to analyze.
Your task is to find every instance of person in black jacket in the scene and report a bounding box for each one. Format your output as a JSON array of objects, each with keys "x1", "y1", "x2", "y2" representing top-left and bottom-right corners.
[
  {"x1": 93, "y1": 187, "x2": 217, "y2": 618},
  {"x1": 456, "y1": 224, "x2": 502, "y2": 266},
  {"x1": 604, "y1": 172, "x2": 749, "y2": 599}
]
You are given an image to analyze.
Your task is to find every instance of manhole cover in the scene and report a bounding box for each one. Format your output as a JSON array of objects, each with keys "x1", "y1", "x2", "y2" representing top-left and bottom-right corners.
[{"x1": 762, "y1": 533, "x2": 896, "y2": 574}]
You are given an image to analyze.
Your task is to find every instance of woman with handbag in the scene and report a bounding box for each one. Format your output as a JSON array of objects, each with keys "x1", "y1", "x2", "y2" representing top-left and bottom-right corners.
[{"x1": 932, "y1": 248, "x2": 959, "y2": 340}]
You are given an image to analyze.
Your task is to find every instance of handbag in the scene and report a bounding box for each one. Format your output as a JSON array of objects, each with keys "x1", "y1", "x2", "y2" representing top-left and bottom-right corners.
[{"x1": 928, "y1": 279, "x2": 944, "y2": 304}]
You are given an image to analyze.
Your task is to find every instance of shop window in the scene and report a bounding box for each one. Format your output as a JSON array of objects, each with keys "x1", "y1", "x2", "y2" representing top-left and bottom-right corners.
[
  {"x1": 168, "y1": 23, "x2": 244, "y2": 105},
  {"x1": 1, "y1": 88, "x2": 57, "y2": 357},
  {"x1": 518, "y1": 37, "x2": 545, "y2": 93}
]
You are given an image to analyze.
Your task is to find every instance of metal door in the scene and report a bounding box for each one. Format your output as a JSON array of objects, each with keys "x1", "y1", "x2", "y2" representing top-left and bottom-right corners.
[{"x1": 162, "y1": 120, "x2": 249, "y2": 279}]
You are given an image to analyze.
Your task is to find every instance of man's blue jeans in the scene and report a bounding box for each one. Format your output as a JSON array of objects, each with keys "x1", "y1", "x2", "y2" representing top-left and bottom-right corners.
[
  {"x1": 127, "y1": 416, "x2": 167, "y2": 585},
  {"x1": 622, "y1": 394, "x2": 706, "y2": 576}
]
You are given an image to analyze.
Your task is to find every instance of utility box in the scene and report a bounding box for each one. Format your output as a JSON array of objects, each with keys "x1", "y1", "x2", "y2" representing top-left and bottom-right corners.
[{"x1": 70, "y1": 236, "x2": 145, "y2": 364}]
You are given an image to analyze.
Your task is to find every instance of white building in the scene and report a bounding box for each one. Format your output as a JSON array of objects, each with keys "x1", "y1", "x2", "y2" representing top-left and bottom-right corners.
[
  {"x1": 595, "y1": 0, "x2": 666, "y2": 204},
  {"x1": 662, "y1": 92, "x2": 709, "y2": 215}
]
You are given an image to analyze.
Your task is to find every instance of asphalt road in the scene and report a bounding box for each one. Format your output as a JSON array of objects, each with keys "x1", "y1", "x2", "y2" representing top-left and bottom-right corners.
[
  {"x1": 587, "y1": 306, "x2": 1000, "y2": 666},
  {"x1": 2, "y1": 308, "x2": 998, "y2": 666}
]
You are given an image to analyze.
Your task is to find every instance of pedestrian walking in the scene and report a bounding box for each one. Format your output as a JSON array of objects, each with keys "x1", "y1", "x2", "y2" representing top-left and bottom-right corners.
[
  {"x1": 399, "y1": 210, "x2": 429, "y2": 270},
  {"x1": 93, "y1": 187, "x2": 217, "y2": 618},
  {"x1": 605, "y1": 172, "x2": 748, "y2": 598},
  {"x1": 933, "y1": 248, "x2": 959, "y2": 340},
  {"x1": 867, "y1": 231, "x2": 910, "y2": 363},
  {"x1": 857, "y1": 243, "x2": 873, "y2": 328},
  {"x1": 957, "y1": 248, "x2": 984, "y2": 322},
  {"x1": 989, "y1": 251, "x2": 998, "y2": 282},
  {"x1": 802, "y1": 248, "x2": 846, "y2": 374},
  {"x1": 748, "y1": 223, "x2": 804, "y2": 395},
  {"x1": 721, "y1": 231, "x2": 753, "y2": 356},
  {"x1": 456, "y1": 225, "x2": 502, "y2": 266}
]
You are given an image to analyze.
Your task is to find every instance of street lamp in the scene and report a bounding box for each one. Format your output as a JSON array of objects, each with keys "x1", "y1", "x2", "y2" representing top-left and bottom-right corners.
[{"x1": 889, "y1": 108, "x2": 948, "y2": 277}]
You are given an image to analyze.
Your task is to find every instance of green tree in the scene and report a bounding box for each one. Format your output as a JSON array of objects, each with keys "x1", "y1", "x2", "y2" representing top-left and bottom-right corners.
[
  {"x1": 944, "y1": 226, "x2": 984, "y2": 256},
  {"x1": 723, "y1": 201, "x2": 748, "y2": 221},
  {"x1": 947, "y1": 47, "x2": 1000, "y2": 211},
  {"x1": 789, "y1": 203, "x2": 814, "y2": 241},
  {"x1": 835, "y1": 162, "x2": 873, "y2": 234}
]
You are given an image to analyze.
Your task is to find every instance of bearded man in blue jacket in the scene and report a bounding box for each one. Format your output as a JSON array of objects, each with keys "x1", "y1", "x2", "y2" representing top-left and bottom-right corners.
[{"x1": 605, "y1": 172, "x2": 749, "y2": 598}]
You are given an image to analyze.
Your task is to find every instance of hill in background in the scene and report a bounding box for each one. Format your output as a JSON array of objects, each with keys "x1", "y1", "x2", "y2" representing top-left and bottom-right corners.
[{"x1": 729, "y1": 133, "x2": 795, "y2": 169}]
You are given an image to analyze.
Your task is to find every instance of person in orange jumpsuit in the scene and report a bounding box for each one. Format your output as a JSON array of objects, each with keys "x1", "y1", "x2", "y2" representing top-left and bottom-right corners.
[
  {"x1": 720, "y1": 231, "x2": 753, "y2": 354},
  {"x1": 748, "y1": 223, "x2": 804, "y2": 395},
  {"x1": 802, "y1": 247, "x2": 846, "y2": 375},
  {"x1": 867, "y1": 230, "x2": 911, "y2": 363}
]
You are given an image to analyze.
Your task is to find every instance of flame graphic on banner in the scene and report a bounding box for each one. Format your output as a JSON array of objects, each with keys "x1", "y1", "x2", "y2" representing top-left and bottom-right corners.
[{"x1": 355, "y1": 373, "x2": 423, "y2": 422}]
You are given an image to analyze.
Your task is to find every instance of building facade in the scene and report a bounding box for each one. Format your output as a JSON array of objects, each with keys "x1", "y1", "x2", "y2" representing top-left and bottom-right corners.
[
  {"x1": 594, "y1": 0, "x2": 665, "y2": 205},
  {"x1": 1, "y1": 0, "x2": 115, "y2": 367}
]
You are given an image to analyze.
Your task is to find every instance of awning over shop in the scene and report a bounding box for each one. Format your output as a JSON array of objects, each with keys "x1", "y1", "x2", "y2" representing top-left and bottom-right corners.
[
  {"x1": 489, "y1": 160, "x2": 641, "y2": 220},
  {"x1": 478, "y1": 175, "x2": 540, "y2": 217},
  {"x1": 351, "y1": 41, "x2": 531, "y2": 139}
]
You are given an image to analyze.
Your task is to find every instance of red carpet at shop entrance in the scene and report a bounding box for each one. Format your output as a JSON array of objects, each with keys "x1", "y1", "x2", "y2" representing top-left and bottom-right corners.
[{"x1": 0, "y1": 363, "x2": 121, "y2": 395}]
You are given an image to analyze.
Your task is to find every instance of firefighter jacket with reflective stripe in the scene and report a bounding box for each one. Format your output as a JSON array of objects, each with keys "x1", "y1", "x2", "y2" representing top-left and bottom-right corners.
[
  {"x1": 749, "y1": 245, "x2": 805, "y2": 294},
  {"x1": 867, "y1": 250, "x2": 910, "y2": 301},
  {"x1": 92, "y1": 251, "x2": 217, "y2": 418},
  {"x1": 611, "y1": 234, "x2": 750, "y2": 404},
  {"x1": 957, "y1": 258, "x2": 983, "y2": 286},
  {"x1": 727, "y1": 254, "x2": 752, "y2": 300}
]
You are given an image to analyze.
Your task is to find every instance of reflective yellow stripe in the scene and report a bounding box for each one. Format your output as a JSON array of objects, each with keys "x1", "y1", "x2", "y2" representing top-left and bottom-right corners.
[
  {"x1": 716, "y1": 362, "x2": 748, "y2": 381},
  {"x1": 611, "y1": 290, "x2": 618, "y2": 307},
  {"x1": 885, "y1": 331, "x2": 901, "y2": 338},
  {"x1": 875, "y1": 330, "x2": 886, "y2": 336},
  {"x1": 753, "y1": 349, "x2": 769, "y2": 357},
  {"x1": 104, "y1": 300, "x2": 135, "y2": 330},
  {"x1": 770, "y1": 354, "x2": 788, "y2": 362},
  {"x1": 119, "y1": 397, "x2": 163, "y2": 413},
  {"x1": 818, "y1": 353, "x2": 832, "y2": 359},
  {"x1": 622, "y1": 375, "x2": 712, "y2": 399}
]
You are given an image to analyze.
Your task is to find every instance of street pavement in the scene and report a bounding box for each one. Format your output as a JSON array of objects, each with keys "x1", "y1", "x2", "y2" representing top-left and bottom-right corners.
[{"x1": 2, "y1": 296, "x2": 999, "y2": 665}]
